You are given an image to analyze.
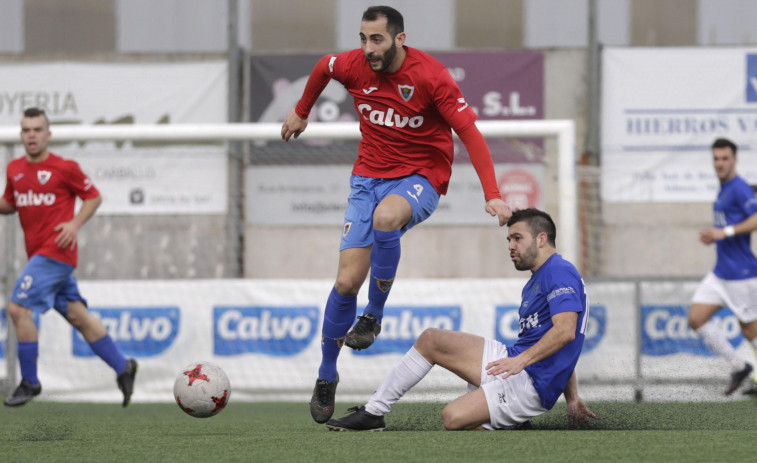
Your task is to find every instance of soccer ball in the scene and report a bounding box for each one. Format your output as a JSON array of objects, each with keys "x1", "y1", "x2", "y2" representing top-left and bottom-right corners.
[{"x1": 173, "y1": 361, "x2": 231, "y2": 418}]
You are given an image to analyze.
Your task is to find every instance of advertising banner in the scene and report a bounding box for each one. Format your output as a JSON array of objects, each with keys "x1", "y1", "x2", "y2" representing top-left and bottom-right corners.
[
  {"x1": 601, "y1": 47, "x2": 757, "y2": 202},
  {"x1": 640, "y1": 280, "x2": 754, "y2": 380},
  {"x1": 1, "y1": 279, "x2": 744, "y2": 404},
  {"x1": 0, "y1": 279, "x2": 618, "y2": 403},
  {"x1": 247, "y1": 52, "x2": 544, "y2": 225},
  {"x1": 0, "y1": 62, "x2": 228, "y2": 214}
]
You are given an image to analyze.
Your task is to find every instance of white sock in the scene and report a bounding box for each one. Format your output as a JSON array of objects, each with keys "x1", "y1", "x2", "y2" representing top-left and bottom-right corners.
[
  {"x1": 365, "y1": 347, "x2": 433, "y2": 416},
  {"x1": 696, "y1": 322, "x2": 745, "y2": 370}
]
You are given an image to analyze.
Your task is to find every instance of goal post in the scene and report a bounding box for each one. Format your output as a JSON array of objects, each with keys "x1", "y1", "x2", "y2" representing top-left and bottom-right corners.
[{"x1": 0, "y1": 119, "x2": 577, "y2": 260}]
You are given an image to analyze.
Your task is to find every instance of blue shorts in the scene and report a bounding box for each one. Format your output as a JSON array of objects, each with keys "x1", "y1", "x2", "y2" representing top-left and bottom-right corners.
[
  {"x1": 340, "y1": 174, "x2": 440, "y2": 250},
  {"x1": 10, "y1": 255, "x2": 87, "y2": 317}
]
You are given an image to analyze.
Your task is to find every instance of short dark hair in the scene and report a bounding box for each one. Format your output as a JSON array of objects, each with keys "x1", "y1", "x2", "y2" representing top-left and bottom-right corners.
[
  {"x1": 23, "y1": 107, "x2": 49, "y2": 126},
  {"x1": 507, "y1": 208, "x2": 557, "y2": 247},
  {"x1": 712, "y1": 137, "x2": 737, "y2": 156},
  {"x1": 362, "y1": 5, "x2": 404, "y2": 37}
]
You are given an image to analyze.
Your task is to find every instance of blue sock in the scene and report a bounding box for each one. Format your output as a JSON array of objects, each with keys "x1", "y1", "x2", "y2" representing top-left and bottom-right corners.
[
  {"x1": 89, "y1": 335, "x2": 127, "y2": 375},
  {"x1": 318, "y1": 287, "x2": 357, "y2": 382},
  {"x1": 364, "y1": 229, "x2": 401, "y2": 323},
  {"x1": 18, "y1": 342, "x2": 39, "y2": 386}
]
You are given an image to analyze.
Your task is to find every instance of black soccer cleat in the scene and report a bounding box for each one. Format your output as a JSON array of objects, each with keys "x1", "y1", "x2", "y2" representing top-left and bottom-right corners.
[
  {"x1": 344, "y1": 314, "x2": 381, "y2": 350},
  {"x1": 117, "y1": 358, "x2": 138, "y2": 407},
  {"x1": 4, "y1": 379, "x2": 42, "y2": 407},
  {"x1": 726, "y1": 363, "x2": 753, "y2": 396},
  {"x1": 326, "y1": 405, "x2": 386, "y2": 432},
  {"x1": 310, "y1": 374, "x2": 339, "y2": 423}
]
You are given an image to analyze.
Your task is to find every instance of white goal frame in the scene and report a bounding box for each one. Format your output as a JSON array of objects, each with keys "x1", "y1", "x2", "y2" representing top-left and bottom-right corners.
[{"x1": 0, "y1": 119, "x2": 577, "y2": 260}]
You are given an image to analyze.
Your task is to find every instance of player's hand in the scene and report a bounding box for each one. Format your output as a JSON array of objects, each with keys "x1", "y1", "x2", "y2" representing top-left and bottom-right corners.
[
  {"x1": 566, "y1": 396, "x2": 597, "y2": 428},
  {"x1": 699, "y1": 227, "x2": 723, "y2": 245},
  {"x1": 54, "y1": 221, "x2": 79, "y2": 250},
  {"x1": 485, "y1": 198, "x2": 511, "y2": 226},
  {"x1": 485, "y1": 356, "x2": 525, "y2": 380},
  {"x1": 281, "y1": 110, "x2": 308, "y2": 141}
]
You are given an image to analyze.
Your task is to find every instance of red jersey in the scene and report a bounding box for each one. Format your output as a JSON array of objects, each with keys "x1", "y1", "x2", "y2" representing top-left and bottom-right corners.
[
  {"x1": 3, "y1": 153, "x2": 100, "y2": 267},
  {"x1": 297, "y1": 47, "x2": 478, "y2": 195}
]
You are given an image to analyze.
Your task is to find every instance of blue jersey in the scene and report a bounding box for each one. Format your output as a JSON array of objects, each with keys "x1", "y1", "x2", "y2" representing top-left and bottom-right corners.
[
  {"x1": 713, "y1": 175, "x2": 757, "y2": 280},
  {"x1": 506, "y1": 253, "x2": 587, "y2": 410}
]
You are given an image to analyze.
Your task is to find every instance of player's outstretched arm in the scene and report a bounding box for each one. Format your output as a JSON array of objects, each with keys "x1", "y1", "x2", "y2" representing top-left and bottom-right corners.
[
  {"x1": 564, "y1": 371, "x2": 597, "y2": 428},
  {"x1": 456, "y1": 124, "x2": 512, "y2": 226}
]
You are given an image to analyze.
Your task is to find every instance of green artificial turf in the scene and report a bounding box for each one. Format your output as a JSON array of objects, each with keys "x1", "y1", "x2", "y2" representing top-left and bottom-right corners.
[{"x1": 1, "y1": 400, "x2": 755, "y2": 463}]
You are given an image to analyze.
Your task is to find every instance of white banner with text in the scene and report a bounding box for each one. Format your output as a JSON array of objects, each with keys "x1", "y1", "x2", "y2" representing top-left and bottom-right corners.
[
  {"x1": 0, "y1": 61, "x2": 228, "y2": 214},
  {"x1": 601, "y1": 47, "x2": 757, "y2": 202},
  {"x1": 0, "y1": 279, "x2": 748, "y2": 403}
]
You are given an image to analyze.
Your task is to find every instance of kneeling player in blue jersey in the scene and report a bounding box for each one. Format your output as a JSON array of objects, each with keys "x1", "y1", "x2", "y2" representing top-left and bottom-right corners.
[{"x1": 326, "y1": 208, "x2": 596, "y2": 431}]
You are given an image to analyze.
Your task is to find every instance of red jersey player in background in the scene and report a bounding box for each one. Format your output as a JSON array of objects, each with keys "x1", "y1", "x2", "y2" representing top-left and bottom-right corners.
[
  {"x1": 281, "y1": 5, "x2": 511, "y2": 424},
  {"x1": 0, "y1": 107, "x2": 137, "y2": 407}
]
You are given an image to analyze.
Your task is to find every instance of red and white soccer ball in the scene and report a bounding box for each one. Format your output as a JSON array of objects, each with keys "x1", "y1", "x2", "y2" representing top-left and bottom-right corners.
[{"x1": 173, "y1": 361, "x2": 231, "y2": 418}]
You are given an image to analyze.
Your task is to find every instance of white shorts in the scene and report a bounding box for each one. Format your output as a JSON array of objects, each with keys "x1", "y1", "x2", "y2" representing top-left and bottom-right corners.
[
  {"x1": 692, "y1": 272, "x2": 757, "y2": 323},
  {"x1": 467, "y1": 338, "x2": 547, "y2": 430}
]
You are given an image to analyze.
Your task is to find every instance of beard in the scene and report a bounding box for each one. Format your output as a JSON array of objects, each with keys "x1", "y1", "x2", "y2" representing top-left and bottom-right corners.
[
  {"x1": 512, "y1": 241, "x2": 539, "y2": 271},
  {"x1": 368, "y1": 41, "x2": 397, "y2": 73}
]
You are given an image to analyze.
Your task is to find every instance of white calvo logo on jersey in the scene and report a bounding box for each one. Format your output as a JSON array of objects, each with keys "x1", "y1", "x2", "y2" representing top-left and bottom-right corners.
[
  {"x1": 37, "y1": 170, "x2": 52, "y2": 185},
  {"x1": 398, "y1": 85, "x2": 414, "y2": 102},
  {"x1": 14, "y1": 190, "x2": 56, "y2": 207},
  {"x1": 357, "y1": 104, "x2": 424, "y2": 128}
]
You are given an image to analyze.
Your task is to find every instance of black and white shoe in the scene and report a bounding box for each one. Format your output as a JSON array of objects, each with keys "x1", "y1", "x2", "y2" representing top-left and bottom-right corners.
[
  {"x1": 326, "y1": 405, "x2": 386, "y2": 432},
  {"x1": 310, "y1": 374, "x2": 339, "y2": 423},
  {"x1": 345, "y1": 314, "x2": 381, "y2": 350},
  {"x1": 726, "y1": 363, "x2": 753, "y2": 396},
  {"x1": 4, "y1": 380, "x2": 42, "y2": 407}
]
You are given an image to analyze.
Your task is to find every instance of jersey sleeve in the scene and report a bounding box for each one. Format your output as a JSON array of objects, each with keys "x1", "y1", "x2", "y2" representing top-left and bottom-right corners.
[
  {"x1": 544, "y1": 266, "x2": 585, "y2": 316},
  {"x1": 432, "y1": 67, "x2": 477, "y2": 133},
  {"x1": 294, "y1": 54, "x2": 339, "y2": 119},
  {"x1": 457, "y1": 124, "x2": 501, "y2": 201},
  {"x1": 3, "y1": 170, "x2": 14, "y2": 205},
  {"x1": 65, "y1": 160, "x2": 100, "y2": 200},
  {"x1": 739, "y1": 183, "x2": 757, "y2": 216}
]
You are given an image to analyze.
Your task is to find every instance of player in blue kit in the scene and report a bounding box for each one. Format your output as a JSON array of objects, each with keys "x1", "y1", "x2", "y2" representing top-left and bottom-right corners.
[
  {"x1": 689, "y1": 138, "x2": 757, "y2": 395},
  {"x1": 326, "y1": 209, "x2": 596, "y2": 431}
]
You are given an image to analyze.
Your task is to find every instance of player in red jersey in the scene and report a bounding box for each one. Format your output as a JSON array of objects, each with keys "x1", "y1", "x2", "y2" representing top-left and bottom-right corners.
[
  {"x1": 281, "y1": 6, "x2": 511, "y2": 424},
  {"x1": 1, "y1": 108, "x2": 137, "y2": 407}
]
